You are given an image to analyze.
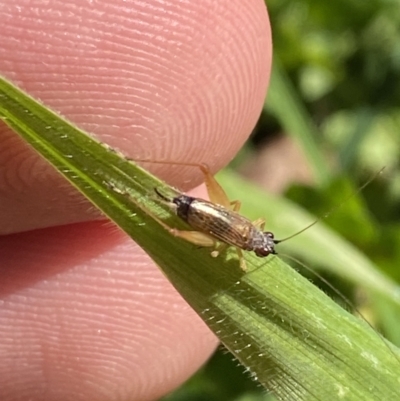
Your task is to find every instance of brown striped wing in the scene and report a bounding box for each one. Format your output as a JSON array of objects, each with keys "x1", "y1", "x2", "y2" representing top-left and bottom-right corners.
[{"x1": 186, "y1": 199, "x2": 255, "y2": 250}]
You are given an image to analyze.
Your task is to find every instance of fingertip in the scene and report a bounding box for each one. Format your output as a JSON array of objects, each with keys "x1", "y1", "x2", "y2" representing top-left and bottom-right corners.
[
  {"x1": 1, "y1": 0, "x2": 272, "y2": 232},
  {"x1": 0, "y1": 222, "x2": 218, "y2": 401}
]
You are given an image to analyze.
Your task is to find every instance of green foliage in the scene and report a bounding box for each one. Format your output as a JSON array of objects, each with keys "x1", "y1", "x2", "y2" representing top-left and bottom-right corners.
[
  {"x1": 164, "y1": 1, "x2": 400, "y2": 400},
  {"x1": 2, "y1": 73, "x2": 400, "y2": 400},
  {"x1": 2, "y1": 1, "x2": 400, "y2": 399},
  {"x1": 265, "y1": 0, "x2": 400, "y2": 172}
]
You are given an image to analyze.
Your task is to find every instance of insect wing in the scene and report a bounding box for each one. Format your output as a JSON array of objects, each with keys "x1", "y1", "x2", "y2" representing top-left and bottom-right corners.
[{"x1": 186, "y1": 200, "x2": 253, "y2": 249}]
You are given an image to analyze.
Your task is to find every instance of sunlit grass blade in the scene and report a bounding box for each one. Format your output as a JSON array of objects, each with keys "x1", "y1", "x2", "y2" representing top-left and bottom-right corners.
[
  {"x1": 1, "y1": 76, "x2": 400, "y2": 400},
  {"x1": 338, "y1": 107, "x2": 376, "y2": 170},
  {"x1": 266, "y1": 58, "x2": 330, "y2": 185},
  {"x1": 219, "y1": 170, "x2": 400, "y2": 306}
]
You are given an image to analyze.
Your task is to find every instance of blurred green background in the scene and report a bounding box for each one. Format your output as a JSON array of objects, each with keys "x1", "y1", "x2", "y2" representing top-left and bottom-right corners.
[{"x1": 160, "y1": 1, "x2": 400, "y2": 400}]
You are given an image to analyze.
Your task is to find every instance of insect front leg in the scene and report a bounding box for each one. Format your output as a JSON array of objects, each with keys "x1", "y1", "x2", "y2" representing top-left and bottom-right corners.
[
  {"x1": 252, "y1": 218, "x2": 266, "y2": 231},
  {"x1": 230, "y1": 200, "x2": 241, "y2": 212},
  {"x1": 235, "y1": 248, "x2": 247, "y2": 272}
]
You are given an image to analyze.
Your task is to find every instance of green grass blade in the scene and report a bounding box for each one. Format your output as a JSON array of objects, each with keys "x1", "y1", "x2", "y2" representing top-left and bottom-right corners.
[
  {"x1": 338, "y1": 107, "x2": 376, "y2": 170},
  {"x1": 218, "y1": 170, "x2": 400, "y2": 306},
  {"x1": 1, "y1": 76, "x2": 400, "y2": 400},
  {"x1": 266, "y1": 58, "x2": 330, "y2": 185}
]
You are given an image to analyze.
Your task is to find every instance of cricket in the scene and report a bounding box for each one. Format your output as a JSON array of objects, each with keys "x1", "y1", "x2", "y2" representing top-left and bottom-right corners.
[
  {"x1": 129, "y1": 159, "x2": 283, "y2": 271},
  {"x1": 129, "y1": 159, "x2": 400, "y2": 368},
  {"x1": 105, "y1": 152, "x2": 399, "y2": 369},
  {"x1": 125, "y1": 158, "x2": 380, "y2": 272}
]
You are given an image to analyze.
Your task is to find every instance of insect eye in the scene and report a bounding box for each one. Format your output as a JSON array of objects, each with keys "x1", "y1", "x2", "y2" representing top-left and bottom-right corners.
[{"x1": 264, "y1": 231, "x2": 274, "y2": 239}]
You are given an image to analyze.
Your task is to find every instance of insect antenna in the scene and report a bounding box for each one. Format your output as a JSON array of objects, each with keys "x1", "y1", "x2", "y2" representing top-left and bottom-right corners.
[{"x1": 274, "y1": 167, "x2": 386, "y2": 245}]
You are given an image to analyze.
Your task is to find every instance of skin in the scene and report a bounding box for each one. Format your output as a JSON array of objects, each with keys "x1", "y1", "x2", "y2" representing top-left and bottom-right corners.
[{"x1": 0, "y1": 1, "x2": 272, "y2": 400}]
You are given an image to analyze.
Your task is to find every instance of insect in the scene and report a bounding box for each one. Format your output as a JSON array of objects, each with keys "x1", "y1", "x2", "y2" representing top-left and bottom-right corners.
[
  {"x1": 138, "y1": 160, "x2": 400, "y2": 368},
  {"x1": 106, "y1": 154, "x2": 400, "y2": 370},
  {"x1": 106, "y1": 151, "x2": 383, "y2": 272},
  {"x1": 148, "y1": 162, "x2": 279, "y2": 271},
  {"x1": 128, "y1": 159, "x2": 327, "y2": 271}
]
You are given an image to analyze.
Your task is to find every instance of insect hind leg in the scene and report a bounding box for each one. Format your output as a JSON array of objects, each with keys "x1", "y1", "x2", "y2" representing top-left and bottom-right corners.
[{"x1": 131, "y1": 158, "x2": 234, "y2": 210}]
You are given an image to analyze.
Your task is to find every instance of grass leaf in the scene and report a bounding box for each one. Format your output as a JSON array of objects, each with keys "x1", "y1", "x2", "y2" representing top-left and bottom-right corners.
[
  {"x1": 1, "y1": 76, "x2": 400, "y2": 400},
  {"x1": 266, "y1": 58, "x2": 331, "y2": 185}
]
